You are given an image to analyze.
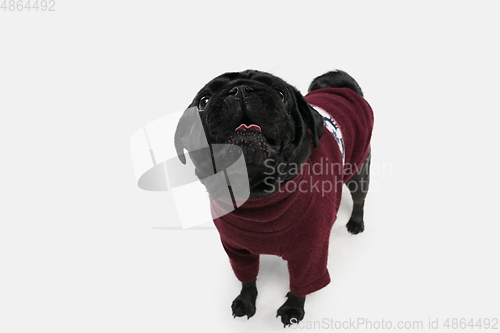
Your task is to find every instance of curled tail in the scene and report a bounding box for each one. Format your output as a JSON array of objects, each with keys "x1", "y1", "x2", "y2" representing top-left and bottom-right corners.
[{"x1": 308, "y1": 70, "x2": 363, "y2": 97}]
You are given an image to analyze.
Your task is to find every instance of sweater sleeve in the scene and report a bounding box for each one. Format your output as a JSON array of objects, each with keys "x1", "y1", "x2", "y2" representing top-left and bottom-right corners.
[{"x1": 221, "y1": 241, "x2": 260, "y2": 284}]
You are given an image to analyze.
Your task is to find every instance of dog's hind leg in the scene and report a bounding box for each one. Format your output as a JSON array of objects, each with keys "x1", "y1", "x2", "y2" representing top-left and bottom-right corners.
[{"x1": 346, "y1": 147, "x2": 371, "y2": 234}]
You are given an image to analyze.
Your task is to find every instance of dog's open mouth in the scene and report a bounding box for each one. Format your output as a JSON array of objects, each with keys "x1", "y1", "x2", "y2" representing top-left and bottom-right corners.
[
  {"x1": 235, "y1": 124, "x2": 261, "y2": 132},
  {"x1": 220, "y1": 123, "x2": 277, "y2": 164}
]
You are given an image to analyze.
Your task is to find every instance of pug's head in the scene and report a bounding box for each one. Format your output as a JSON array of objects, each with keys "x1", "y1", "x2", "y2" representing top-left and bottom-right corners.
[{"x1": 175, "y1": 70, "x2": 323, "y2": 198}]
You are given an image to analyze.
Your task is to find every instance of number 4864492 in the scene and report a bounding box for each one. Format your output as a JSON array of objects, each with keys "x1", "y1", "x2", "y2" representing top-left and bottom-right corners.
[{"x1": 1, "y1": 0, "x2": 56, "y2": 11}]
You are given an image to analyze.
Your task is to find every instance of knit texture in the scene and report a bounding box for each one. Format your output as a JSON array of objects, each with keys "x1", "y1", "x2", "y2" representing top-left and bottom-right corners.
[{"x1": 211, "y1": 88, "x2": 374, "y2": 297}]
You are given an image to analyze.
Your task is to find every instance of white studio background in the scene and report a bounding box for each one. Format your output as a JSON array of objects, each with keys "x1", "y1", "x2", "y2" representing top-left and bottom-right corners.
[{"x1": 1, "y1": 1, "x2": 499, "y2": 332}]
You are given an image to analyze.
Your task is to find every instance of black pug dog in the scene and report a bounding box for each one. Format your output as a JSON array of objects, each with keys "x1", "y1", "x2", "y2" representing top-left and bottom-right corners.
[{"x1": 175, "y1": 69, "x2": 374, "y2": 327}]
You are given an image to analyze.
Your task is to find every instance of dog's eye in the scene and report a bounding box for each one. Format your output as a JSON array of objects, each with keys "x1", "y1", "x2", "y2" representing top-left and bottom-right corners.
[
  {"x1": 276, "y1": 90, "x2": 285, "y2": 102},
  {"x1": 198, "y1": 96, "x2": 210, "y2": 111}
]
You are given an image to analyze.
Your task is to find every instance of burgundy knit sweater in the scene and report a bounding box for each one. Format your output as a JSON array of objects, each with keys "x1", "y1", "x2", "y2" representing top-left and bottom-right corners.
[{"x1": 210, "y1": 88, "x2": 374, "y2": 297}]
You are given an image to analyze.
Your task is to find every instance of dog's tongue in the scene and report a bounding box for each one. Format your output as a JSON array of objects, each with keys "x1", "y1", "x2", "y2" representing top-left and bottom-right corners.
[{"x1": 235, "y1": 124, "x2": 261, "y2": 132}]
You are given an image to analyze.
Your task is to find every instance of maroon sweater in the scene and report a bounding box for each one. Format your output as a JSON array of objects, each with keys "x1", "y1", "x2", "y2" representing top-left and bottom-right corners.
[{"x1": 210, "y1": 88, "x2": 374, "y2": 297}]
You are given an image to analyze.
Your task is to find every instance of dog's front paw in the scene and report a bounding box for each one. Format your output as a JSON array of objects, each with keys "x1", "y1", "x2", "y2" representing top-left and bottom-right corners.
[
  {"x1": 347, "y1": 219, "x2": 364, "y2": 234},
  {"x1": 231, "y1": 282, "x2": 258, "y2": 319},
  {"x1": 276, "y1": 292, "x2": 305, "y2": 327}
]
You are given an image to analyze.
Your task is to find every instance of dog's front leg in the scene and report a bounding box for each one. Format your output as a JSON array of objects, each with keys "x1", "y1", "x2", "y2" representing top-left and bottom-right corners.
[
  {"x1": 231, "y1": 279, "x2": 258, "y2": 319},
  {"x1": 276, "y1": 292, "x2": 305, "y2": 327}
]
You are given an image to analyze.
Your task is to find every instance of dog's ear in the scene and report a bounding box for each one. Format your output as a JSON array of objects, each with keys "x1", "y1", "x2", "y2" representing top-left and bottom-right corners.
[
  {"x1": 174, "y1": 109, "x2": 191, "y2": 164},
  {"x1": 294, "y1": 90, "x2": 324, "y2": 148},
  {"x1": 174, "y1": 106, "x2": 207, "y2": 164}
]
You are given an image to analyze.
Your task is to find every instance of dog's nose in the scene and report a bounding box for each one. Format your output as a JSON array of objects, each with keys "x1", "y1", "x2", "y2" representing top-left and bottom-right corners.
[{"x1": 228, "y1": 85, "x2": 254, "y2": 97}]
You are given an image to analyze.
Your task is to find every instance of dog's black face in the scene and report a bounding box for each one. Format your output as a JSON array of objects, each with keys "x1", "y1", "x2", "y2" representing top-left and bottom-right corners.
[{"x1": 175, "y1": 70, "x2": 324, "y2": 198}]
